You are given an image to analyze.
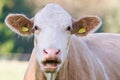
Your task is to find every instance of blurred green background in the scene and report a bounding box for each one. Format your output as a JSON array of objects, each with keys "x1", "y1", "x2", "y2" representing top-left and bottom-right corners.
[{"x1": 0, "y1": 0, "x2": 120, "y2": 80}]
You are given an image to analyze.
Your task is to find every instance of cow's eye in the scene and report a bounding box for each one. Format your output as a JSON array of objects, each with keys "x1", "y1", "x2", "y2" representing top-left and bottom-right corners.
[
  {"x1": 34, "y1": 26, "x2": 40, "y2": 30},
  {"x1": 66, "y1": 26, "x2": 71, "y2": 31}
]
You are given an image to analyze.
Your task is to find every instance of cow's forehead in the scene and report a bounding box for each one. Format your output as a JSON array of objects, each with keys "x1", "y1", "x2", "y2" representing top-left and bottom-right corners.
[{"x1": 34, "y1": 4, "x2": 72, "y2": 29}]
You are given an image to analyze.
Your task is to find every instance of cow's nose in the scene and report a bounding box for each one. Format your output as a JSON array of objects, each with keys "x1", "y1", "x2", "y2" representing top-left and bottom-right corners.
[{"x1": 42, "y1": 48, "x2": 61, "y2": 58}]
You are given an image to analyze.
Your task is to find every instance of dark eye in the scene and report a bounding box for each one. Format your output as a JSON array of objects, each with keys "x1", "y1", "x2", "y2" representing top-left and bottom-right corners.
[
  {"x1": 34, "y1": 26, "x2": 39, "y2": 30},
  {"x1": 66, "y1": 26, "x2": 71, "y2": 31}
]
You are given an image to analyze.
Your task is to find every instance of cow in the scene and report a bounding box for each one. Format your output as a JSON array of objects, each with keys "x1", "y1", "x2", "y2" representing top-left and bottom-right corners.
[{"x1": 5, "y1": 3, "x2": 120, "y2": 80}]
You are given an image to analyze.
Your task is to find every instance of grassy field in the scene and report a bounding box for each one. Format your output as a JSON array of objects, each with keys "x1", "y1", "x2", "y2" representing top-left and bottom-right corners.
[{"x1": 0, "y1": 60, "x2": 28, "y2": 80}]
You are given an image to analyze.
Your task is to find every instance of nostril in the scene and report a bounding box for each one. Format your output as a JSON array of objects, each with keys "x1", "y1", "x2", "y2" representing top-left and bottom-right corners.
[
  {"x1": 56, "y1": 49, "x2": 60, "y2": 55},
  {"x1": 43, "y1": 49, "x2": 48, "y2": 54}
]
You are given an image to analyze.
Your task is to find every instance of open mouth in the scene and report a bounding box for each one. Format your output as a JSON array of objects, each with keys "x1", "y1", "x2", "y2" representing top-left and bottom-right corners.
[{"x1": 41, "y1": 59, "x2": 61, "y2": 73}]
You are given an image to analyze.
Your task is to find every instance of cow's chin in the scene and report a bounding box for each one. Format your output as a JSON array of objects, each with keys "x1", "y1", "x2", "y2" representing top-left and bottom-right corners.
[{"x1": 41, "y1": 59, "x2": 61, "y2": 73}]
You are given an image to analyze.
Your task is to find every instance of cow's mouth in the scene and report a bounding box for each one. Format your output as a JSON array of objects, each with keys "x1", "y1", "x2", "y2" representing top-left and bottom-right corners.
[{"x1": 41, "y1": 59, "x2": 61, "y2": 73}]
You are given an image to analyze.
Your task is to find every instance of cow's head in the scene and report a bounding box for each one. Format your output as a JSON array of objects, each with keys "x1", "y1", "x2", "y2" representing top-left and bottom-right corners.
[{"x1": 5, "y1": 4, "x2": 102, "y2": 74}]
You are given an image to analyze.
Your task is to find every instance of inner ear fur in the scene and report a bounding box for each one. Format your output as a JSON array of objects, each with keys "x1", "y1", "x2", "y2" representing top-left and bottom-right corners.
[
  {"x1": 5, "y1": 14, "x2": 34, "y2": 36},
  {"x1": 72, "y1": 16, "x2": 102, "y2": 36}
]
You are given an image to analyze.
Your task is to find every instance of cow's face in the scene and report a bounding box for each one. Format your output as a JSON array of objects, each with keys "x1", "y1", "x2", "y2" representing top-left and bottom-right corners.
[
  {"x1": 5, "y1": 4, "x2": 102, "y2": 73},
  {"x1": 33, "y1": 4, "x2": 72, "y2": 73}
]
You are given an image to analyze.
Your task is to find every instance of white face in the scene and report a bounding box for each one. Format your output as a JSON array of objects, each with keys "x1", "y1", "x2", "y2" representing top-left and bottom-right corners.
[{"x1": 33, "y1": 4, "x2": 72, "y2": 73}]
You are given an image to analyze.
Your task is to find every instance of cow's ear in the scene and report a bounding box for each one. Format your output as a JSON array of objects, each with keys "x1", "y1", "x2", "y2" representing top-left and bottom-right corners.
[
  {"x1": 5, "y1": 14, "x2": 34, "y2": 36},
  {"x1": 72, "y1": 16, "x2": 102, "y2": 36}
]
